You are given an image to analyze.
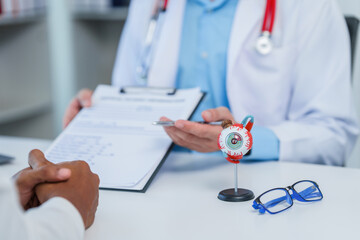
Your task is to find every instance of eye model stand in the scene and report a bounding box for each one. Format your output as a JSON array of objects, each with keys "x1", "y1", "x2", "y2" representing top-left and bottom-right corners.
[{"x1": 217, "y1": 117, "x2": 255, "y2": 202}]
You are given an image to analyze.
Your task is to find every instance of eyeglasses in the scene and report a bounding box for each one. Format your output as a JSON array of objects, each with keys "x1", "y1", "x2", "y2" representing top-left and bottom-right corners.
[{"x1": 252, "y1": 180, "x2": 323, "y2": 214}]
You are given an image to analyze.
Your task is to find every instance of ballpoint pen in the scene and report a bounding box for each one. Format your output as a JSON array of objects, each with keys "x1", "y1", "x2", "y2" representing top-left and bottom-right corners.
[{"x1": 152, "y1": 121, "x2": 222, "y2": 127}]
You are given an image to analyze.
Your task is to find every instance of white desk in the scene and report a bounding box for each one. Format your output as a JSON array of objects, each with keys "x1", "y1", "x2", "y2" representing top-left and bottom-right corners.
[{"x1": 0, "y1": 136, "x2": 359, "y2": 240}]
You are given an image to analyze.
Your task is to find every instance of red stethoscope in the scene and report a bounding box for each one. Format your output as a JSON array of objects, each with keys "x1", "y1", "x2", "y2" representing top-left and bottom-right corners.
[
  {"x1": 137, "y1": 0, "x2": 276, "y2": 82},
  {"x1": 256, "y1": 0, "x2": 277, "y2": 55}
]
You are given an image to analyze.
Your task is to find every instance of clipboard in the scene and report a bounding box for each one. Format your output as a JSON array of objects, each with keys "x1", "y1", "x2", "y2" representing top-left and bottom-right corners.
[{"x1": 45, "y1": 85, "x2": 205, "y2": 193}]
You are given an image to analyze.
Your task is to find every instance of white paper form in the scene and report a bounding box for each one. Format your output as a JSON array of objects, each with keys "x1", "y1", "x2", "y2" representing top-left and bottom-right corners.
[{"x1": 46, "y1": 85, "x2": 203, "y2": 191}]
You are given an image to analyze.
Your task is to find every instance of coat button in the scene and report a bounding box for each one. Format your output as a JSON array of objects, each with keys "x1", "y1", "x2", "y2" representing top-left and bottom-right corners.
[{"x1": 201, "y1": 51, "x2": 208, "y2": 59}]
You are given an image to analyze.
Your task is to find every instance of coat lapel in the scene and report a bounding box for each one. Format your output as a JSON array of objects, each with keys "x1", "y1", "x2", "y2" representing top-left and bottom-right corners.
[
  {"x1": 148, "y1": 0, "x2": 187, "y2": 87},
  {"x1": 227, "y1": 0, "x2": 264, "y2": 71},
  {"x1": 148, "y1": 0, "x2": 264, "y2": 88}
]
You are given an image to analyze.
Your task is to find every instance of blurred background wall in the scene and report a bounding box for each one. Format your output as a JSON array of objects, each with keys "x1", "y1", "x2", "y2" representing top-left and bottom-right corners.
[
  {"x1": 0, "y1": 0, "x2": 128, "y2": 138},
  {"x1": 0, "y1": 0, "x2": 359, "y2": 167}
]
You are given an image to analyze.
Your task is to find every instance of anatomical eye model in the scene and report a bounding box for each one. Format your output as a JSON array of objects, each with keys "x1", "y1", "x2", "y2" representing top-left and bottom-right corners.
[{"x1": 217, "y1": 116, "x2": 255, "y2": 202}]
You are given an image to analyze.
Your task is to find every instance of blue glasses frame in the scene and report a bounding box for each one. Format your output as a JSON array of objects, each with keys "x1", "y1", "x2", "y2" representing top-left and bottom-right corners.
[{"x1": 252, "y1": 180, "x2": 323, "y2": 214}]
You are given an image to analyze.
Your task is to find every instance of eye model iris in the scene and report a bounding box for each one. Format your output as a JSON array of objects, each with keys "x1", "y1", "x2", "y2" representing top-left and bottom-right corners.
[{"x1": 226, "y1": 132, "x2": 243, "y2": 150}]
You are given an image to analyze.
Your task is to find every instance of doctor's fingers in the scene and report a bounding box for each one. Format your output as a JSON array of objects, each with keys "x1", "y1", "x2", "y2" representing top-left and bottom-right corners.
[
  {"x1": 164, "y1": 127, "x2": 218, "y2": 152},
  {"x1": 174, "y1": 120, "x2": 222, "y2": 140},
  {"x1": 164, "y1": 127, "x2": 203, "y2": 149},
  {"x1": 77, "y1": 89, "x2": 93, "y2": 107},
  {"x1": 63, "y1": 97, "x2": 82, "y2": 128},
  {"x1": 63, "y1": 89, "x2": 93, "y2": 128},
  {"x1": 202, "y1": 107, "x2": 234, "y2": 123},
  {"x1": 160, "y1": 117, "x2": 216, "y2": 151}
]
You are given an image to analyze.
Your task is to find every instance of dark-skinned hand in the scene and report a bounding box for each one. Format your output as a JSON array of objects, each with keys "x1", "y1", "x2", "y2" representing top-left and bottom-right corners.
[
  {"x1": 13, "y1": 149, "x2": 72, "y2": 210},
  {"x1": 33, "y1": 153, "x2": 100, "y2": 229}
]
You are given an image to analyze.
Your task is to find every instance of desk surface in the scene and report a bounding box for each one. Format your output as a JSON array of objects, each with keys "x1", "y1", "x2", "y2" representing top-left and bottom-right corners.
[{"x1": 0, "y1": 136, "x2": 359, "y2": 240}]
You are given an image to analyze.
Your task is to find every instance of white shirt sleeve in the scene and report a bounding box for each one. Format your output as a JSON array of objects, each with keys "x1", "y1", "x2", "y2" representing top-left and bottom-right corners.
[{"x1": 0, "y1": 177, "x2": 84, "y2": 240}]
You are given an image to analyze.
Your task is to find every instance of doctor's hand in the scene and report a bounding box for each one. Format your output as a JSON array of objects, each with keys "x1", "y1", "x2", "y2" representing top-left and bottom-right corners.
[
  {"x1": 35, "y1": 158, "x2": 100, "y2": 229},
  {"x1": 162, "y1": 107, "x2": 235, "y2": 152},
  {"x1": 13, "y1": 149, "x2": 72, "y2": 210},
  {"x1": 63, "y1": 89, "x2": 93, "y2": 128}
]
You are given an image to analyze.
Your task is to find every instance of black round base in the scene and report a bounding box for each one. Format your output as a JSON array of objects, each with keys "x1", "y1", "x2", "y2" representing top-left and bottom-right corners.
[{"x1": 218, "y1": 188, "x2": 255, "y2": 202}]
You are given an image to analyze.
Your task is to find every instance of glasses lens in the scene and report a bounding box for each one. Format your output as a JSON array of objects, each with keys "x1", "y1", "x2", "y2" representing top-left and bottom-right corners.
[
  {"x1": 293, "y1": 181, "x2": 322, "y2": 201},
  {"x1": 259, "y1": 189, "x2": 292, "y2": 213}
]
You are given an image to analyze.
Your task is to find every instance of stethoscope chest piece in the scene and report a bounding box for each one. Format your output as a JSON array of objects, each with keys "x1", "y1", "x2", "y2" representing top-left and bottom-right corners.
[
  {"x1": 256, "y1": 0, "x2": 276, "y2": 55},
  {"x1": 256, "y1": 32, "x2": 273, "y2": 55}
]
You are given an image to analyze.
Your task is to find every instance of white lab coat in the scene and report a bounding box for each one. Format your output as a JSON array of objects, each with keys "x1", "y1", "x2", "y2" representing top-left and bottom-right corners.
[
  {"x1": 112, "y1": 0, "x2": 359, "y2": 166},
  {"x1": 0, "y1": 177, "x2": 84, "y2": 240}
]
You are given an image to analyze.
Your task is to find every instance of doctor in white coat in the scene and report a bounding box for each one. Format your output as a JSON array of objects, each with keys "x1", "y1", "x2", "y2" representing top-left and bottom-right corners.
[{"x1": 64, "y1": 0, "x2": 358, "y2": 166}]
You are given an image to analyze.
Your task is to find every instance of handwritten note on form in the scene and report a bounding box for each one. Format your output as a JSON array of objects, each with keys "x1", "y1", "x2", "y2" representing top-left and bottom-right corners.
[{"x1": 46, "y1": 85, "x2": 204, "y2": 191}]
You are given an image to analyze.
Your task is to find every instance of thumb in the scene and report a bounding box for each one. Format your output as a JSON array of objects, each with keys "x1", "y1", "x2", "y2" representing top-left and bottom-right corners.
[
  {"x1": 77, "y1": 89, "x2": 93, "y2": 108},
  {"x1": 31, "y1": 165, "x2": 71, "y2": 186},
  {"x1": 28, "y1": 149, "x2": 53, "y2": 170},
  {"x1": 17, "y1": 166, "x2": 71, "y2": 191},
  {"x1": 201, "y1": 107, "x2": 234, "y2": 122}
]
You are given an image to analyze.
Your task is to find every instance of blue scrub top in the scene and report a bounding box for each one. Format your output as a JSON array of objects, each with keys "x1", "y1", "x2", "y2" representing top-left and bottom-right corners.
[
  {"x1": 176, "y1": 0, "x2": 235, "y2": 121},
  {"x1": 175, "y1": 0, "x2": 279, "y2": 160}
]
